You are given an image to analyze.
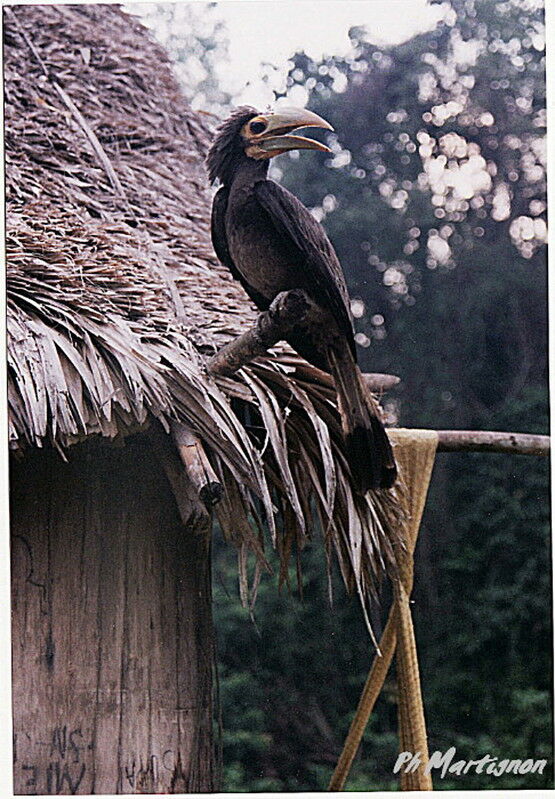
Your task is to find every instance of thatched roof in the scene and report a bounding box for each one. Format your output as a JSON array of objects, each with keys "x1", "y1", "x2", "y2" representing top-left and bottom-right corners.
[{"x1": 5, "y1": 4, "x2": 401, "y2": 617}]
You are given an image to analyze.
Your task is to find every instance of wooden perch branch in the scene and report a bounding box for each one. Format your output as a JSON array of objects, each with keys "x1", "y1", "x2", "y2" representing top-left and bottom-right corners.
[
  {"x1": 436, "y1": 430, "x2": 549, "y2": 456},
  {"x1": 208, "y1": 289, "x2": 312, "y2": 376},
  {"x1": 208, "y1": 289, "x2": 401, "y2": 391},
  {"x1": 170, "y1": 421, "x2": 223, "y2": 508}
]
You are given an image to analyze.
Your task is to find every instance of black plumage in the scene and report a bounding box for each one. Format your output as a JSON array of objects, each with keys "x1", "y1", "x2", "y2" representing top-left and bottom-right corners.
[{"x1": 207, "y1": 106, "x2": 397, "y2": 491}]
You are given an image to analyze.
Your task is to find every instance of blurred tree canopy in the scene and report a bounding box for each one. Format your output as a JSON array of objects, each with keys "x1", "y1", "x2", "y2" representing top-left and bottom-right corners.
[
  {"x1": 277, "y1": 0, "x2": 547, "y2": 431},
  {"x1": 143, "y1": 0, "x2": 550, "y2": 790},
  {"x1": 134, "y1": 1, "x2": 232, "y2": 114}
]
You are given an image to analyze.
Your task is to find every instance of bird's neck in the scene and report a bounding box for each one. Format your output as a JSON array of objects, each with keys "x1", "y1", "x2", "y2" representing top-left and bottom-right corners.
[{"x1": 227, "y1": 157, "x2": 269, "y2": 192}]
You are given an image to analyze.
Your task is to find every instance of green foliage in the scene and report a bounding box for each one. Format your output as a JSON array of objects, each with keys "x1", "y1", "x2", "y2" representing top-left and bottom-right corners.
[{"x1": 213, "y1": 539, "x2": 405, "y2": 791}]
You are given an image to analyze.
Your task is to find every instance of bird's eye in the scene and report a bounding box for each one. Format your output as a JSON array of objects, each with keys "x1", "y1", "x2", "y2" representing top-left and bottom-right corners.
[{"x1": 249, "y1": 120, "x2": 267, "y2": 135}]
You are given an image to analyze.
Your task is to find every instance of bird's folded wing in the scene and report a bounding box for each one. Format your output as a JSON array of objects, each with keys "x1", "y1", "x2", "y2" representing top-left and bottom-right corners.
[
  {"x1": 254, "y1": 179, "x2": 355, "y2": 354},
  {"x1": 211, "y1": 185, "x2": 271, "y2": 309}
]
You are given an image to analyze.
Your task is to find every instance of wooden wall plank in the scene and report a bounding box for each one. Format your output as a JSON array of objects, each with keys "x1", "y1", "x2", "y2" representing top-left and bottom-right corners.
[{"x1": 10, "y1": 435, "x2": 214, "y2": 794}]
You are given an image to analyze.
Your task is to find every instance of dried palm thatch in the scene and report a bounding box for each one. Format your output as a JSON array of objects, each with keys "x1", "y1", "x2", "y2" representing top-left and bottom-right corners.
[{"x1": 5, "y1": 4, "x2": 403, "y2": 632}]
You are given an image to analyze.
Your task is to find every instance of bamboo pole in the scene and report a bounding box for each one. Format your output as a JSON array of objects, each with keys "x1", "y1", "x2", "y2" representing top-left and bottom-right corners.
[
  {"x1": 328, "y1": 426, "x2": 549, "y2": 793},
  {"x1": 436, "y1": 429, "x2": 549, "y2": 456}
]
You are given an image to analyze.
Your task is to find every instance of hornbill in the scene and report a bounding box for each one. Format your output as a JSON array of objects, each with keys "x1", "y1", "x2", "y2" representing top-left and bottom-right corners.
[{"x1": 207, "y1": 106, "x2": 397, "y2": 491}]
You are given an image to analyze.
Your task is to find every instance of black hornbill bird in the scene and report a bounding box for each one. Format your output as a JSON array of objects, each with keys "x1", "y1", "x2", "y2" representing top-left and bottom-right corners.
[{"x1": 207, "y1": 106, "x2": 397, "y2": 491}]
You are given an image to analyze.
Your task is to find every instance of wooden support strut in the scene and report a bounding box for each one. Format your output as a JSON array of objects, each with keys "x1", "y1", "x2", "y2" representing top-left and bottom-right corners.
[{"x1": 170, "y1": 420, "x2": 223, "y2": 508}]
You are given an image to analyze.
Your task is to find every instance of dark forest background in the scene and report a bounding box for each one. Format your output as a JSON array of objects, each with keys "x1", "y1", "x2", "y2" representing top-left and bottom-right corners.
[{"x1": 143, "y1": 0, "x2": 550, "y2": 790}]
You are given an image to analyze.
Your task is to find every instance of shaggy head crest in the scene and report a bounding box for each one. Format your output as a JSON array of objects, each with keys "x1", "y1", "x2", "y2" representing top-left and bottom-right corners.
[{"x1": 206, "y1": 106, "x2": 258, "y2": 185}]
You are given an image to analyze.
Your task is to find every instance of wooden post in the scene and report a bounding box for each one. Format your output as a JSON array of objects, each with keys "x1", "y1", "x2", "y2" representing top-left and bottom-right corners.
[{"x1": 10, "y1": 434, "x2": 215, "y2": 794}]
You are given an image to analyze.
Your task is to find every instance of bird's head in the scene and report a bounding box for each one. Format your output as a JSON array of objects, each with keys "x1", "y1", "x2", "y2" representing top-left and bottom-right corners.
[{"x1": 206, "y1": 106, "x2": 333, "y2": 185}]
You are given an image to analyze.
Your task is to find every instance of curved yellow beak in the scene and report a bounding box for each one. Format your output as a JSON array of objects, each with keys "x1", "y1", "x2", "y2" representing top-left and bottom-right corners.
[{"x1": 245, "y1": 107, "x2": 333, "y2": 159}]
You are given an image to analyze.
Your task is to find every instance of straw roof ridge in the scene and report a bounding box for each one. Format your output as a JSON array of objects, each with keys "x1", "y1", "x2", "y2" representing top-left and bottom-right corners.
[{"x1": 6, "y1": 4, "x2": 402, "y2": 615}]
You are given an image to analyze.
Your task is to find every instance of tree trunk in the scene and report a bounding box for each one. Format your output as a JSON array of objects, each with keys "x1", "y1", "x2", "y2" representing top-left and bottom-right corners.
[{"x1": 10, "y1": 434, "x2": 215, "y2": 795}]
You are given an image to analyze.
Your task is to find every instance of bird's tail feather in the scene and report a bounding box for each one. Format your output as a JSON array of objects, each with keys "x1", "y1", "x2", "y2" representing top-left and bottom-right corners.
[{"x1": 328, "y1": 344, "x2": 397, "y2": 493}]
